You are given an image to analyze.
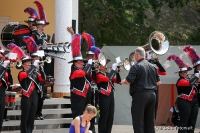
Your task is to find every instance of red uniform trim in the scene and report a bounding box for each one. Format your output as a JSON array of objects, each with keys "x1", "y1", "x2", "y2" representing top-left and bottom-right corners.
[
  {"x1": 100, "y1": 83, "x2": 112, "y2": 96},
  {"x1": 70, "y1": 70, "x2": 86, "y2": 80},
  {"x1": 113, "y1": 77, "x2": 120, "y2": 84},
  {"x1": 19, "y1": 72, "x2": 28, "y2": 81},
  {"x1": 5, "y1": 72, "x2": 11, "y2": 85},
  {"x1": 157, "y1": 68, "x2": 167, "y2": 76},
  {"x1": 37, "y1": 74, "x2": 45, "y2": 82},
  {"x1": 177, "y1": 79, "x2": 190, "y2": 86},
  {"x1": 180, "y1": 89, "x2": 196, "y2": 101},
  {"x1": 0, "y1": 72, "x2": 9, "y2": 87},
  {"x1": 72, "y1": 82, "x2": 89, "y2": 98},
  {"x1": 96, "y1": 74, "x2": 109, "y2": 83},
  {"x1": 21, "y1": 82, "x2": 35, "y2": 98}
]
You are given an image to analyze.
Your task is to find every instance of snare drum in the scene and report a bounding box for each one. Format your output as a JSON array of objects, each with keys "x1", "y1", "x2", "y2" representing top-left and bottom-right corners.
[
  {"x1": 1, "y1": 24, "x2": 32, "y2": 49},
  {"x1": 5, "y1": 91, "x2": 16, "y2": 109},
  {"x1": 44, "y1": 77, "x2": 55, "y2": 87}
]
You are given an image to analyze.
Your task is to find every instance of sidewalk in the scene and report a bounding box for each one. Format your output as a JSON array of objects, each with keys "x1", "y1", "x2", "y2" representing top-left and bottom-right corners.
[{"x1": 95, "y1": 125, "x2": 200, "y2": 133}]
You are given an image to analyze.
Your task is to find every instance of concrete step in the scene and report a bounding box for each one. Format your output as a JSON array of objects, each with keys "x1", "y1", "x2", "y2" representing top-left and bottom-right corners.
[
  {"x1": 7, "y1": 108, "x2": 71, "y2": 116},
  {"x1": 2, "y1": 128, "x2": 69, "y2": 133},
  {"x1": 3, "y1": 118, "x2": 72, "y2": 127},
  {"x1": 14, "y1": 98, "x2": 71, "y2": 106}
]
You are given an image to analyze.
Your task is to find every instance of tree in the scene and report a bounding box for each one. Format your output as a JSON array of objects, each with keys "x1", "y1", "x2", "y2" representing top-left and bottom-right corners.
[{"x1": 79, "y1": 0, "x2": 200, "y2": 50}]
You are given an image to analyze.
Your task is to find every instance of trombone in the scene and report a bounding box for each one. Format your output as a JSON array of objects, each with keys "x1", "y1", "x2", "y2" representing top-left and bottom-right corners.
[{"x1": 123, "y1": 31, "x2": 169, "y2": 71}]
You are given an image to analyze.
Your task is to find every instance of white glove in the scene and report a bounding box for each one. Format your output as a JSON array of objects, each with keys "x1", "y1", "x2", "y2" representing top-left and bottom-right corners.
[
  {"x1": 33, "y1": 60, "x2": 40, "y2": 67},
  {"x1": 146, "y1": 52, "x2": 152, "y2": 60},
  {"x1": 87, "y1": 59, "x2": 93, "y2": 65},
  {"x1": 195, "y1": 72, "x2": 200, "y2": 78},
  {"x1": 112, "y1": 63, "x2": 118, "y2": 71},
  {"x1": 2, "y1": 60, "x2": 10, "y2": 68}
]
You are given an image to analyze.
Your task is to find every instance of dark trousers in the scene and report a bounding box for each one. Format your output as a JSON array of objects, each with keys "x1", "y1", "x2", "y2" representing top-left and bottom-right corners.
[
  {"x1": 131, "y1": 91, "x2": 156, "y2": 133},
  {"x1": 4, "y1": 108, "x2": 7, "y2": 119},
  {"x1": 89, "y1": 88, "x2": 96, "y2": 132},
  {"x1": 177, "y1": 97, "x2": 199, "y2": 133},
  {"x1": 154, "y1": 86, "x2": 159, "y2": 119},
  {"x1": 43, "y1": 59, "x2": 51, "y2": 77},
  {"x1": 36, "y1": 93, "x2": 44, "y2": 117},
  {"x1": 36, "y1": 86, "x2": 45, "y2": 117},
  {"x1": 20, "y1": 88, "x2": 38, "y2": 133},
  {"x1": 70, "y1": 89, "x2": 91, "y2": 119},
  {"x1": 98, "y1": 91, "x2": 114, "y2": 133},
  {"x1": 0, "y1": 88, "x2": 5, "y2": 132}
]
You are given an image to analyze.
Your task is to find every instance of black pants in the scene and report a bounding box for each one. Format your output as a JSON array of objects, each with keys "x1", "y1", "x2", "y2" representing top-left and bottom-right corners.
[
  {"x1": 20, "y1": 88, "x2": 38, "y2": 133},
  {"x1": 131, "y1": 91, "x2": 156, "y2": 133},
  {"x1": 43, "y1": 58, "x2": 51, "y2": 77},
  {"x1": 36, "y1": 93, "x2": 44, "y2": 117},
  {"x1": 70, "y1": 89, "x2": 91, "y2": 119},
  {"x1": 177, "y1": 97, "x2": 199, "y2": 133},
  {"x1": 0, "y1": 88, "x2": 5, "y2": 132},
  {"x1": 98, "y1": 91, "x2": 114, "y2": 133},
  {"x1": 154, "y1": 86, "x2": 159, "y2": 119},
  {"x1": 4, "y1": 108, "x2": 7, "y2": 119},
  {"x1": 36, "y1": 85, "x2": 45, "y2": 117},
  {"x1": 89, "y1": 88, "x2": 97, "y2": 132}
]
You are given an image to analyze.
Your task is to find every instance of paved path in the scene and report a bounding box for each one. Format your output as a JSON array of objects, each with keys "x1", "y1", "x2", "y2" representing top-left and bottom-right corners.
[{"x1": 95, "y1": 125, "x2": 200, "y2": 133}]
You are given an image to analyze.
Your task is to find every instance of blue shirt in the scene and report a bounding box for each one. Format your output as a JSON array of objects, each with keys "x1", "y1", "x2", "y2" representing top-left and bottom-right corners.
[{"x1": 69, "y1": 116, "x2": 87, "y2": 133}]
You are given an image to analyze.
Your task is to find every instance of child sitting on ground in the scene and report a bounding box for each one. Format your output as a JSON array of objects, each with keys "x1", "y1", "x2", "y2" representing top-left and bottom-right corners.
[{"x1": 69, "y1": 104, "x2": 97, "y2": 133}]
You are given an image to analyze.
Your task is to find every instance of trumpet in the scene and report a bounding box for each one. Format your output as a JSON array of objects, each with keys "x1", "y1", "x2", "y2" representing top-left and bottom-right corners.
[{"x1": 124, "y1": 31, "x2": 169, "y2": 71}]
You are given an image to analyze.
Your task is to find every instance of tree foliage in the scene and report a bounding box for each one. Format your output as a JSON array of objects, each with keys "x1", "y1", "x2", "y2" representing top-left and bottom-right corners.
[{"x1": 79, "y1": 0, "x2": 200, "y2": 49}]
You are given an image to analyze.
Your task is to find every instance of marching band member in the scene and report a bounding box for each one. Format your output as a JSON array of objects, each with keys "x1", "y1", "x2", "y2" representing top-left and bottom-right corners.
[
  {"x1": 82, "y1": 32, "x2": 97, "y2": 133},
  {"x1": 183, "y1": 45, "x2": 200, "y2": 106},
  {"x1": 24, "y1": 7, "x2": 39, "y2": 31},
  {"x1": 31, "y1": 1, "x2": 51, "y2": 47},
  {"x1": 68, "y1": 34, "x2": 93, "y2": 119},
  {"x1": 31, "y1": 1, "x2": 51, "y2": 99},
  {"x1": 167, "y1": 54, "x2": 199, "y2": 133},
  {"x1": 96, "y1": 56, "x2": 121, "y2": 133},
  {"x1": 19, "y1": 55, "x2": 45, "y2": 133},
  {"x1": 0, "y1": 53, "x2": 11, "y2": 133},
  {"x1": 7, "y1": 42, "x2": 45, "y2": 133},
  {"x1": 23, "y1": 36, "x2": 47, "y2": 120},
  {"x1": 146, "y1": 52, "x2": 166, "y2": 119},
  {"x1": 30, "y1": 52, "x2": 46, "y2": 120}
]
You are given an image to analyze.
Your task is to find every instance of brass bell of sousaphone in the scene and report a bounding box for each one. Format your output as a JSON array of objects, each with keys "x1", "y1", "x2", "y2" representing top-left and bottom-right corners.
[{"x1": 124, "y1": 31, "x2": 169, "y2": 71}]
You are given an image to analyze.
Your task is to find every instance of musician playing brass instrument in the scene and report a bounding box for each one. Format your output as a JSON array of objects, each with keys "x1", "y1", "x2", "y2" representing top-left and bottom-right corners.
[
  {"x1": 82, "y1": 32, "x2": 97, "y2": 133},
  {"x1": 167, "y1": 54, "x2": 199, "y2": 133},
  {"x1": 18, "y1": 55, "x2": 46, "y2": 133},
  {"x1": 68, "y1": 34, "x2": 93, "y2": 120},
  {"x1": 31, "y1": 1, "x2": 52, "y2": 99},
  {"x1": 146, "y1": 52, "x2": 166, "y2": 119},
  {"x1": 0, "y1": 52, "x2": 13, "y2": 133},
  {"x1": 31, "y1": 52, "x2": 46, "y2": 120},
  {"x1": 183, "y1": 45, "x2": 200, "y2": 107},
  {"x1": 94, "y1": 52, "x2": 121, "y2": 133}
]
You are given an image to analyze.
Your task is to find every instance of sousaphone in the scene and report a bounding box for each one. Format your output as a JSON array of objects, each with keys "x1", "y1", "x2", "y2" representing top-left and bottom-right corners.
[{"x1": 124, "y1": 31, "x2": 169, "y2": 71}]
